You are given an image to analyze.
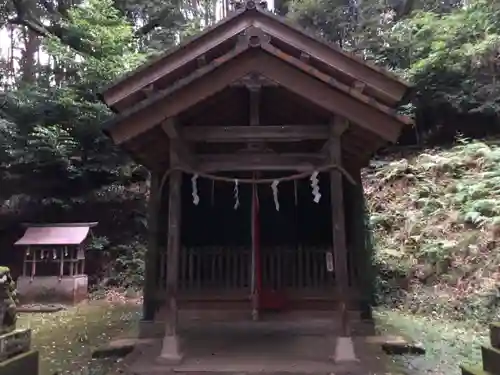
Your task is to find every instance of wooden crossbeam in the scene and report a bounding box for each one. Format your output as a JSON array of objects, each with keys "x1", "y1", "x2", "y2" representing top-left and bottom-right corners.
[
  {"x1": 182, "y1": 125, "x2": 329, "y2": 142},
  {"x1": 199, "y1": 152, "x2": 327, "y2": 171}
]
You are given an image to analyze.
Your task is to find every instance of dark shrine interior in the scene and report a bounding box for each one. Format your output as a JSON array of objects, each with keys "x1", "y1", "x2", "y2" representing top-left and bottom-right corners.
[{"x1": 180, "y1": 172, "x2": 337, "y2": 249}]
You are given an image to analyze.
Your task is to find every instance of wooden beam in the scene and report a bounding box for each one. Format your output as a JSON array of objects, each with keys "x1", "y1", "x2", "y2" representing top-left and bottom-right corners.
[
  {"x1": 182, "y1": 125, "x2": 329, "y2": 142},
  {"x1": 249, "y1": 86, "x2": 260, "y2": 126},
  {"x1": 328, "y1": 116, "x2": 349, "y2": 336},
  {"x1": 231, "y1": 73, "x2": 278, "y2": 88},
  {"x1": 106, "y1": 50, "x2": 408, "y2": 145},
  {"x1": 161, "y1": 118, "x2": 197, "y2": 167},
  {"x1": 199, "y1": 152, "x2": 327, "y2": 171}
]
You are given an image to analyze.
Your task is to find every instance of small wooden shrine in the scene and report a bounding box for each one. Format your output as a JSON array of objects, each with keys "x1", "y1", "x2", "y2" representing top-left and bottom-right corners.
[
  {"x1": 14, "y1": 223, "x2": 97, "y2": 304},
  {"x1": 100, "y1": 0, "x2": 412, "y2": 364}
]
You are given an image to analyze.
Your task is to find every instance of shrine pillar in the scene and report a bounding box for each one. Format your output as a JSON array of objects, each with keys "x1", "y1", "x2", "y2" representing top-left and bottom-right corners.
[
  {"x1": 157, "y1": 141, "x2": 183, "y2": 364},
  {"x1": 329, "y1": 116, "x2": 358, "y2": 362}
]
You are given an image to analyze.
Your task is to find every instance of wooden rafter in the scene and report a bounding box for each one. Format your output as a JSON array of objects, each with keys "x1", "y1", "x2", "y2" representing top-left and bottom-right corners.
[{"x1": 182, "y1": 125, "x2": 329, "y2": 142}]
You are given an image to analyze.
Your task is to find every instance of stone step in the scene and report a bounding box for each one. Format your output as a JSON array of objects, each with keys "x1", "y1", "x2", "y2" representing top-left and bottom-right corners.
[
  {"x1": 482, "y1": 346, "x2": 500, "y2": 374},
  {"x1": 490, "y1": 323, "x2": 500, "y2": 350},
  {"x1": 0, "y1": 350, "x2": 39, "y2": 375},
  {"x1": 141, "y1": 372, "x2": 348, "y2": 375},
  {"x1": 461, "y1": 365, "x2": 494, "y2": 375}
]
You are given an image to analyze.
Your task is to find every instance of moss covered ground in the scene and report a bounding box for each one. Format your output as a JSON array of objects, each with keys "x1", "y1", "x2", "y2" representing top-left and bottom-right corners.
[{"x1": 17, "y1": 299, "x2": 140, "y2": 375}]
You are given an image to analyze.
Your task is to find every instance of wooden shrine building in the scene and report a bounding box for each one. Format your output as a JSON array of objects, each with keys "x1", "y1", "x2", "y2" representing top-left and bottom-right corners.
[{"x1": 100, "y1": 0, "x2": 412, "y2": 363}]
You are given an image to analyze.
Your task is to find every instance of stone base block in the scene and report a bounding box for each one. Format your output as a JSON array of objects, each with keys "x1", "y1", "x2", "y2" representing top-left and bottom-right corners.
[
  {"x1": 0, "y1": 350, "x2": 39, "y2": 375},
  {"x1": 331, "y1": 336, "x2": 359, "y2": 363},
  {"x1": 17, "y1": 275, "x2": 88, "y2": 304},
  {"x1": 156, "y1": 335, "x2": 183, "y2": 365}
]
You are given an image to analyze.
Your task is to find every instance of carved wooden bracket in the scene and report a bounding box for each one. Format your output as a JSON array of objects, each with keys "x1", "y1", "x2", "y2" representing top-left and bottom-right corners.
[{"x1": 237, "y1": 26, "x2": 271, "y2": 48}]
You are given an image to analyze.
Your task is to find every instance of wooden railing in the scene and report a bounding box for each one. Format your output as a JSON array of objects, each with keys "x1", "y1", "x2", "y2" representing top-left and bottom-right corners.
[
  {"x1": 156, "y1": 246, "x2": 251, "y2": 292},
  {"x1": 261, "y1": 246, "x2": 333, "y2": 290},
  {"x1": 155, "y1": 246, "x2": 340, "y2": 295}
]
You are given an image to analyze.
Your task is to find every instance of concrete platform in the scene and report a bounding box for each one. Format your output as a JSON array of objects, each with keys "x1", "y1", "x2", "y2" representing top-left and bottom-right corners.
[{"x1": 125, "y1": 318, "x2": 389, "y2": 375}]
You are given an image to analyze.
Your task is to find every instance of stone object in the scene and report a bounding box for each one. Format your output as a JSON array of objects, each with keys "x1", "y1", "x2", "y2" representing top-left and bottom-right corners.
[
  {"x1": 0, "y1": 329, "x2": 32, "y2": 362},
  {"x1": 0, "y1": 350, "x2": 39, "y2": 375},
  {"x1": 0, "y1": 266, "x2": 39, "y2": 375},
  {"x1": 0, "y1": 267, "x2": 18, "y2": 334},
  {"x1": 92, "y1": 338, "x2": 141, "y2": 359},
  {"x1": 379, "y1": 335, "x2": 426, "y2": 355}
]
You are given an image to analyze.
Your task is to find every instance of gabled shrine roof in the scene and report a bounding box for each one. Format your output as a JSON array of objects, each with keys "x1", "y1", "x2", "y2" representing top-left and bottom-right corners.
[
  {"x1": 99, "y1": 1, "x2": 412, "y2": 112},
  {"x1": 99, "y1": 1, "x2": 414, "y2": 171}
]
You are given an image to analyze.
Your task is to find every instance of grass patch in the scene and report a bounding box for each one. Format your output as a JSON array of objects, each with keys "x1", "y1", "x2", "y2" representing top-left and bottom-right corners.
[
  {"x1": 18, "y1": 300, "x2": 141, "y2": 375},
  {"x1": 376, "y1": 309, "x2": 488, "y2": 375}
]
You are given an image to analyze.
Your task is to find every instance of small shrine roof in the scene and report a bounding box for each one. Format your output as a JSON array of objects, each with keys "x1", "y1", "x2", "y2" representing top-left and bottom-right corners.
[{"x1": 14, "y1": 223, "x2": 97, "y2": 246}]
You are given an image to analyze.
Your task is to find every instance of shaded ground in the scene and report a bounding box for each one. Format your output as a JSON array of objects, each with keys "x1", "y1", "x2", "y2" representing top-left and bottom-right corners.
[
  {"x1": 17, "y1": 299, "x2": 141, "y2": 375},
  {"x1": 17, "y1": 299, "x2": 487, "y2": 375},
  {"x1": 376, "y1": 309, "x2": 487, "y2": 375}
]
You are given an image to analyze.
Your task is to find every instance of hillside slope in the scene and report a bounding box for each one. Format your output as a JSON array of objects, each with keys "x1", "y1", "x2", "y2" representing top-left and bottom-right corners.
[{"x1": 364, "y1": 139, "x2": 500, "y2": 322}]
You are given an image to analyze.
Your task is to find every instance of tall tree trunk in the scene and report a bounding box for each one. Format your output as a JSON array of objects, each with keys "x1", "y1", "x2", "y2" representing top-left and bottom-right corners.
[{"x1": 20, "y1": 28, "x2": 40, "y2": 85}]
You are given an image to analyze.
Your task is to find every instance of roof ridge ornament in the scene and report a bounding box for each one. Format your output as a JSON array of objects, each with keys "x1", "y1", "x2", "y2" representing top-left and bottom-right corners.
[{"x1": 232, "y1": 0, "x2": 268, "y2": 12}]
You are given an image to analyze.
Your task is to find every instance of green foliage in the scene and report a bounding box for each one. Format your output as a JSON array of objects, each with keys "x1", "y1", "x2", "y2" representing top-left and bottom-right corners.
[
  {"x1": 106, "y1": 241, "x2": 146, "y2": 288},
  {"x1": 1, "y1": 0, "x2": 147, "y2": 204},
  {"x1": 45, "y1": 0, "x2": 146, "y2": 84},
  {"x1": 379, "y1": 1, "x2": 500, "y2": 115},
  {"x1": 0, "y1": 0, "x2": 149, "y2": 289}
]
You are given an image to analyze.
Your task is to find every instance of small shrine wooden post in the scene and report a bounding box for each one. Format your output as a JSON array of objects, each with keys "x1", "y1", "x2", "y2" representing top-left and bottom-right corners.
[{"x1": 158, "y1": 136, "x2": 183, "y2": 363}]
